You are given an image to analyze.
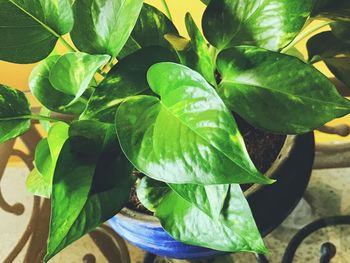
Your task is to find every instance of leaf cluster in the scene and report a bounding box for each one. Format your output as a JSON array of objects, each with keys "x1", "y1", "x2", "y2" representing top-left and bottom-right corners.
[{"x1": 0, "y1": 0, "x2": 349, "y2": 260}]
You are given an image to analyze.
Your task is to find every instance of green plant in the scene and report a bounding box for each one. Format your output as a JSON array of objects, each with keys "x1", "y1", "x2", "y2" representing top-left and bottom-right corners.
[{"x1": 0, "y1": 0, "x2": 349, "y2": 261}]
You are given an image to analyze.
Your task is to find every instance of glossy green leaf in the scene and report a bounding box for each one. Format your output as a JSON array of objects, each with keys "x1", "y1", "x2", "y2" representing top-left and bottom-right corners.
[
  {"x1": 26, "y1": 168, "x2": 51, "y2": 198},
  {"x1": 34, "y1": 139, "x2": 53, "y2": 177},
  {"x1": 116, "y1": 62, "x2": 271, "y2": 185},
  {"x1": 202, "y1": 0, "x2": 315, "y2": 51},
  {"x1": 0, "y1": 85, "x2": 31, "y2": 143},
  {"x1": 45, "y1": 121, "x2": 133, "y2": 261},
  {"x1": 49, "y1": 52, "x2": 110, "y2": 103},
  {"x1": 0, "y1": 0, "x2": 73, "y2": 63},
  {"x1": 312, "y1": 0, "x2": 350, "y2": 21},
  {"x1": 81, "y1": 46, "x2": 178, "y2": 123},
  {"x1": 117, "y1": 36, "x2": 141, "y2": 59},
  {"x1": 132, "y1": 3, "x2": 179, "y2": 48},
  {"x1": 182, "y1": 13, "x2": 216, "y2": 86},
  {"x1": 26, "y1": 122, "x2": 69, "y2": 198},
  {"x1": 169, "y1": 183, "x2": 229, "y2": 219},
  {"x1": 29, "y1": 55, "x2": 86, "y2": 114},
  {"x1": 137, "y1": 177, "x2": 267, "y2": 253},
  {"x1": 119, "y1": 4, "x2": 179, "y2": 59},
  {"x1": 28, "y1": 138, "x2": 52, "y2": 198},
  {"x1": 307, "y1": 31, "x2": 350, "y2": 87},
  {"x1": 70, "y1": 0, "x2": 143, "y2": 56},
  {"x1": 217, "y1": 46, "x2": 350, "y2": 134}
]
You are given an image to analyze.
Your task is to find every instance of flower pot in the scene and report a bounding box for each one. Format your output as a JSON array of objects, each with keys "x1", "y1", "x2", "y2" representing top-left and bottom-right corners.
[{"x1": 108, "y1": 133, "x2": 315, "y2": 259}]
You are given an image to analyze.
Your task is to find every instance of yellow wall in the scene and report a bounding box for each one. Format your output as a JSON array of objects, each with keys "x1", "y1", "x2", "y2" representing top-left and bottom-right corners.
[{"x1": 0, "y1": 0, "x2": 349, "y2": 143}]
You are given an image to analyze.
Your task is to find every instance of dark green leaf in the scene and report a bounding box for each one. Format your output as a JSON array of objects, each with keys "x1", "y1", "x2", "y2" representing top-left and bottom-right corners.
[
  {"x1": 312, "y1": 0, "x2": 350, "y2": 21},
  {"x1": 70, "y1": 0, "x2": 143, "y2": 56},
  {"x1": 81, "y1": 46, "x2": 178, "y2": 123},
  {"x1": 217, "y1": 46, "x2": 350, "y2": 134},
  {"x1": 307, "y1": 31, "x2": 350, "y2": 87},
  {"x1": 29, "y1": 55, "x2": 86, "y2": 114},
  {"x1": 45, "y1": 121, "x2": 133, "y2": 261},
  {"x1": 202, "y1": 0, "x2": 315, "y2": 51},
  {"x1": 117, "y1": 36, "x2": 141, "y2": 60},
  {"x1": 49, "y1": 52, "x2": 110, "y2": 103},
  {"x1": 0, "y1": 0, "x2": 73, "y2": 63},
  {"x1": 116, "y1": 62, "x2": 272, "y2": 185},
  {"x1": 331, "y1": 22, "x2": 350, "y2": 42},
  {"x1": 137, "y1": 177, "x2": 267, "y2": 253},
  {"x1": 132, "y1": 3, "x2": 178, "y2": 48},
  {"x1": 119, "y1": 3, "x2": 179, "y2": 59},
  {"x1": 0, "y1": 85, "x2": 31, "y2": 143},
  {"x1": 182, "y1": 13, "x2": 216, "y2": 86}
]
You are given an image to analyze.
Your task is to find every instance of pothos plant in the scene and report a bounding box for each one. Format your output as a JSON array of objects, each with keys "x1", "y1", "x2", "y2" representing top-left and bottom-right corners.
[{"x1": 0, "y1": 0, "x2": 350, "y2": 261}]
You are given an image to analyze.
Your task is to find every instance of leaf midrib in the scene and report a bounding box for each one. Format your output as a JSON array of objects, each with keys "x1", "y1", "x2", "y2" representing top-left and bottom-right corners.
[
  {"x1": 221, "y1": 79, "x2": 350, "y2": 110},
  {"x1": 158, "y1": 100, "x2": 264, "y2": 182},
  {"x1": 9, "y1": 0, "x2": 60, "y2": 38}
]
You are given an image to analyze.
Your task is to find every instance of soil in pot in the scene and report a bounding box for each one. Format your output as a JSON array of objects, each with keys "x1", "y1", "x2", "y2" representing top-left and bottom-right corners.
[{"x1": 126, "y1": 114, "x2": 286, "y2": 214}]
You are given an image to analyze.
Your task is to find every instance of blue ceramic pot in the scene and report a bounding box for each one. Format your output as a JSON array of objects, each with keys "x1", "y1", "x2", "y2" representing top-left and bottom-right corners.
[
  {"x1": 108, "y1": 208, "x2": 223, "y2": 259},
  {"x1": 108, "y1": 134, "x2": 315, "y2": 259}
]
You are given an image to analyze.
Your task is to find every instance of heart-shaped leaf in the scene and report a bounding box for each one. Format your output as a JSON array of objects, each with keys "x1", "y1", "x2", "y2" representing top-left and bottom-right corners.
[
  {"x1": 0, "y1": 85, "x2": 31, "y2": 143},
  {"x1": 116, "y1": 62, "x2": 272, "y2": 185},
  {"x1": 217, "y1": 46, "x2": 350, "y2": 134},
  {"x1": 70, "y1": 0, "x2": 143, "y2": 56},
  {"x1": 29, "y1": 55, "x2": 86, "y2": 114},
  {"x1": 49, "y1": 52, "x2": 110, "y2": 104},
  {"x1": 81, "y1": 46, "x2": 178, "y2": 123},
  {"x1": 45, "y1": 121, "x2": 133, "y2": 261},
  {"x1": 308, "y1": 31, "x2": 350, "y2": 87},
  {"x1": 202, "y1": 0, "x2": 314, "y2": 51},
  {"x1": 0, "y1": 0, "x2": 73, "y2": 63},
  {"x1": 137, "y1": 177, "x2": 267, "y2": 253}
]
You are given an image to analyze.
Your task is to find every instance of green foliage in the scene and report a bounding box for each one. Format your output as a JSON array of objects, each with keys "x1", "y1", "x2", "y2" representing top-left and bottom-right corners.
[
  {"x1": 116, "y1": 62, "x2": 272, "y2": 185},
  {"x1": 308, "y1": 30, "x2": 350, "y2": 88},
  {"x1": 137, "y1": 177, "x2": 267, "y2": 253},
  {"x1": 29, "y1": 56, "x2": 86, "y2": 114},
  {"x1": 217, "y1": 46, "x2": 350, "y2": 134},
  {"x1": 81, "y1": 46, "x2": 178, "y2": 122},
  {"x1": 312, "y1": 0, "x2": 350, "y2": 21},
  {"x1": 45, "y1": 121, "x2": 133, "y2": 261},
  {"x1": 0, "y1": 0, "x2": 349, "y2": 259},
  {"x1": 70, "y1": 0, "x2": 144, "y2": 56},
  {"x1": 202, "y1": 0, "x2": 315, "y2": 51},
  {"x1": 0, "y1": 0, "x2": 73, "y2": 63},
  {"x1": 0, "y1": 85, "x2": 31, "y2": 143},
  {"x1": 49, "y1": 52, "x2": 110, "y2": 103}
]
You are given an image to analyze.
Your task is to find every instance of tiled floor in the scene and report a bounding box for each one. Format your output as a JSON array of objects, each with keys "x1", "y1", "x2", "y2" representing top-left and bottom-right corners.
[{"x1": 1, "y1": 166, "x2": 349, "y2": 263}]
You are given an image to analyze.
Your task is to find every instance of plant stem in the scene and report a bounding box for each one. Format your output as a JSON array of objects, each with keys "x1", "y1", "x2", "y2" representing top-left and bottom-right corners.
[
  {"x1": 0, "y1": 114, "x2": 66, "y2": 123},
  {"x1": 281, "y1": 21, "x2": 332, "y2": 53},
  {"x1": 161, "y1": 0, "x2": 173, "y2": 21},
  {"x1": 59, "y1": 36, "x2": 77, "y2": 52}
]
